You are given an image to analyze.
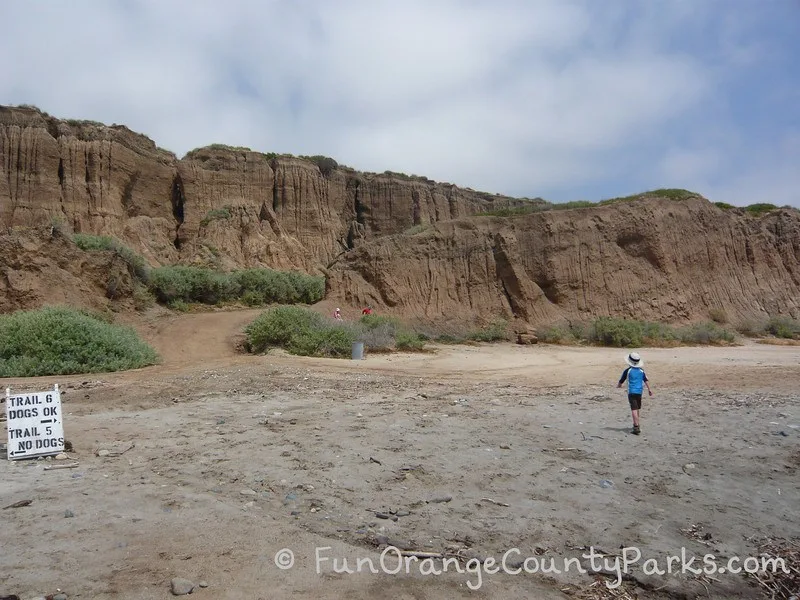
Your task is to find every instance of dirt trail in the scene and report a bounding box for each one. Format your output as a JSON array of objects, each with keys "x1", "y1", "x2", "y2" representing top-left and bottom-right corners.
[{"x1": 133, "y1": 308, "x2": 263, "y2": 368}]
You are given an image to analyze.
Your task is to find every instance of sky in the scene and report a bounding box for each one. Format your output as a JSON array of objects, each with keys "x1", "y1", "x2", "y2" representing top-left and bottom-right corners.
[{"x1": 2, "y1": 0, "x2": 799, "y2": 206}]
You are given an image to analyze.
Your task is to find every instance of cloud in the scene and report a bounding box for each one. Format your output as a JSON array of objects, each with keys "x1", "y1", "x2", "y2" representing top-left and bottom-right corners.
[{"x1": 1, "y1": 0, "x2": 798, "y2": 206}]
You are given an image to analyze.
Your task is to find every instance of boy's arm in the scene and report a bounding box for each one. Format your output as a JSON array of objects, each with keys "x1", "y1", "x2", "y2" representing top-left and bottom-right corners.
[
  {"x1": 616, "y1": 368, "x2": 629, "y2": 388},
  {"x1": 644, "y1": 372, "x2": 653, "y2": 396}
]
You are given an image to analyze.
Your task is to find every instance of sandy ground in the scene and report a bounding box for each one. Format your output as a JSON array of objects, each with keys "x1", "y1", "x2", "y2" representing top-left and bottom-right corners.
[{"x1": 1, "y1": 309, "x2": 799, "y2": 599}]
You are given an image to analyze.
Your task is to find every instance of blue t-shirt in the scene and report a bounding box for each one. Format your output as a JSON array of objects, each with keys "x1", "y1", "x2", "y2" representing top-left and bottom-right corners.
[{"x1": 619, "y1": 367, "x2": 648, "y2": 394}]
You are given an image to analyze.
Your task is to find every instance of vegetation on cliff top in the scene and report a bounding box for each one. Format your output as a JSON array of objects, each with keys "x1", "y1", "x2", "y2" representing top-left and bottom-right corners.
[
  {"x1": 476, "y1": 189, "x2": 796, "y2": 218},
  {"x1": 0, "y1": 306, "x2": 160, "y2": 377}
]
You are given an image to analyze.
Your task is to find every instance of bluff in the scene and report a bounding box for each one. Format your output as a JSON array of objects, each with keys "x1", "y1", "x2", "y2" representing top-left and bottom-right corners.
[
  {"x1": 0, "y1": 105, "x2": 530, "y2": 272},
  {"x1": 327, "y1": 198, "x2": 800, "y2": 325},
  {"x1": 2, "y1": 105, "x2": 799, "y2": 326}
]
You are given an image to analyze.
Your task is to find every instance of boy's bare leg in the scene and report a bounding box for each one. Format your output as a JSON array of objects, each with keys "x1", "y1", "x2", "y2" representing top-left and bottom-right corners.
[{"x1": 631, "y1": 409, "x2": 640, "y2": 428}]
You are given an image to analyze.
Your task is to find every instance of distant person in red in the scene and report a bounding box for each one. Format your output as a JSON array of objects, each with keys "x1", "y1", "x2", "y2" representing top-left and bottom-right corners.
[{"x1": 361, "y1": 306, "x2": 373, "y2": 316}]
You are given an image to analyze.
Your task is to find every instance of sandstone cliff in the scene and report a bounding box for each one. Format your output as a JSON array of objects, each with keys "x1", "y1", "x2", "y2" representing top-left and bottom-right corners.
[
  {"x1": 1, "y1": 105, "x2": 531, "y2": 273},
  {"x1": 2, "y1": 104, "x2": 799, "y2": 326},
  {"x1": 0, "y1": 225, "x2": 139, "y2": 314},
  {"x1": 327, "y1": 197, "x2": 800, "y2": 325}
]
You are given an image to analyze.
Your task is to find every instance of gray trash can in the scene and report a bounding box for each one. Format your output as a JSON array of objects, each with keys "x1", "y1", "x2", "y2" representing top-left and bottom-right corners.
[{"x1": 351, "y1": 342, "x2": 365, "y2": 360}]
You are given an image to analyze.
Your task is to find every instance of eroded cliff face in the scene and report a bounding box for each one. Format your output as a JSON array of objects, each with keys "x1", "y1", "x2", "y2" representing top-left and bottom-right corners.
[
  {"x1": 0, "y1": 226, "x2": 138, "y2": 314},
  {"x1": 1, "y1": 105, "x2": 529, "y2": 273},
  {"x1": 2, "y1": 105, "x2": 799, "y2": 325},
  {"x1": 327, "y1": 198, "x2": 800, "y2": 325}
]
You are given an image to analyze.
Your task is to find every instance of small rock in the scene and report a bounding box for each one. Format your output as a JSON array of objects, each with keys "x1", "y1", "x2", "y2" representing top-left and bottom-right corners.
[
  {"x1": 170, "y1": 577, "x2": 195, "y2": 595},
  {"x1": 599, "y1": 479, "x2": 614, "y2": 489},
  {"x1": 55, "y1": 453, "x2": 69, "y2": 460},
  {"x1": 375, "y1": 512, "x2": 390, "y2": 519},
  {"x1": 499, "y1": 444, "x2": 511, "y2": 450},
  {"x1": 64, "y1": 509, "x2": 75, "y2": 518},
  {"x1": 427, "y1": 495, "x2": 452, "y2": 504},
  {"x1": 396, "y1": 510, "x2": 410, "y2": 517},
  {"x1": 240, "y1": 489, "x2": 257, "y2": 496},
  {"x1": 97, "y1": 449, "x2": 110, "y2": 457},
  {"x1": 198, "y1": 581, "x2": 208, "y2": 588},
  {"x1": 53, "y1": 594, "x2": 68, "y2": 600},
  {"x1": 682, "y1": 463, "x2": 696, "y2": 475},
  {"x1": 310, "y1": 507, "x2": 318, "y2": 513}
]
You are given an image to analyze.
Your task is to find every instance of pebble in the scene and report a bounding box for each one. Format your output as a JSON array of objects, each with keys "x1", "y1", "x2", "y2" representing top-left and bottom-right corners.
[
  {"x1": 170, "y1": 577, "x2": 195, "y2": 596},
  {"x1": 499, "y1": 444, "x2": 511, "y2": 450},
  {"x1": 54, "y1": 453, "x2": 69, "y2": 460},
  {"x1": 53, "y1": 594, "x2": 68, "y2": 600},
  {"x1": 97, "y1": 449, "x2": 110, "y2": 457},
  {"x1": 427, "y1": 495, "x2": 452, "y2": 504},
  {"x1": 240, "y1": 489, "x2": 257, "y2": 496},
  {"x1": 599, "y1": 479, "x2": 614, "y2": 489},
  {"x1": 198, "y1": 581, "x2": 208, "y2": 588},
  {"x1": 64, "y1": 509, "x2": 75, "y2": 518},
  {"x1": 396, "y1": 510, "x2": 410, "y2": 517}
]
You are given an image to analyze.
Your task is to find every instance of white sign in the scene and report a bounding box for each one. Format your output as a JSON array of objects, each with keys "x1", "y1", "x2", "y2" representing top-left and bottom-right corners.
[{"x1": 5, "y1": 384, "x2": 65, "y2": 460}]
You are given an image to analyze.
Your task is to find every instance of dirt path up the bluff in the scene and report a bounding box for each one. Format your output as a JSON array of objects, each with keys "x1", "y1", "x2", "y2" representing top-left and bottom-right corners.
[{"x1": 131, "y1": 308, "x2": 264, "y2": 370}]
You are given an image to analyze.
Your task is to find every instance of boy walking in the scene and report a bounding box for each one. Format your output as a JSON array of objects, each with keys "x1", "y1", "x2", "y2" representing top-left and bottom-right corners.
[{"x1": 616, "y1": 352, "x2": 652, "y2": 435}]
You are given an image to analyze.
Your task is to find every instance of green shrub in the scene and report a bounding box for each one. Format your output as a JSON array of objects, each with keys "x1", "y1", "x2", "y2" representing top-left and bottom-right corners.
[
  {"x1": 467, "y1": 318, "x2": 509, "y2": 342},
  {"x1": 765, "y1": 316, "x2": 800, "y2": 339},
  {"x1": 73, "y1": 234, "x2": 150, "y2": 283},
  {"x1": 744, "y1": 203, "x2": 779, "y2": 216},
  {"x1": 678, "y1": 321, "x2": 735, "y2": 344},
  {"x1": 149, "y1": 266, "x2": 324, "y2": 307},
  {"x1": 395, "y1": 329, "x2": 426, "y2": 351},
  {"x1": 714, "y1": 202, "x2": 735, "y2": 210},
  {"x1": 200, "y1": 207, "x2": 233, "y2": 226},
  {"x1": 551, "y1": 200, "x2": 596, "y2": 210},
  {"x1": 149, "y1": 266, "x2": 229, "y2": 304},
  {"x1": 131, "y1": 286, "x2": 155, "y2": 310},
  {"x1": 589, "y1": 317, "x2": 645, "y2": 347},
  {"x1": 244, "y1": 307, "x2": 429, "y2": 357},
  {"x1": 598, "y1": 189, "x2": 699, "y2": 205},
  {"x1": 229, "y1": 268, "x2": 325, "y2": 305},
  {"x1": 536, "y1": 325, "x2": 569, "y2": 344},
  {"x1": 708, "y1": 308, "x2": 729, "y2": 324},
  {"x1": 244, "y1": 306, "x2": 327, "y2": 353},
  {"x1": 289, "y1": 323, "x2": 355, "y2": 357},
  {"x1": 734, "y1": 319, "x2": 766, "y2": 337},
  {"x1": 0, "y1": 307, "x2": 159, "y2": 377},
  {"x1": 73, "y1": 233, "x2": 116, "y2": 251},
  {"x1": 167, "y1": 299, "x2": 190, "y2": 312}
]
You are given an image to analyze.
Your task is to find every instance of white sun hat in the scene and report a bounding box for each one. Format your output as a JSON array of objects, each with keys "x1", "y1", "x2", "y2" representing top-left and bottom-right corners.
[{"x1": 625, "y1": 352, "x2": 644, "y2": 367}]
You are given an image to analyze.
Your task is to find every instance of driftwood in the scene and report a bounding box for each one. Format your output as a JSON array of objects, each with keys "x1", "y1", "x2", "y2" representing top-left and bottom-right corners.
[
  {"x1": 3, "y1": 499, "x2": 32, "y2": 509},
  {"x1": 43, "y1": 462, "x2": 80, "y2": 471},
  {"x1": 480, "y1": 497, "x2": 510, "y2": 507}
]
